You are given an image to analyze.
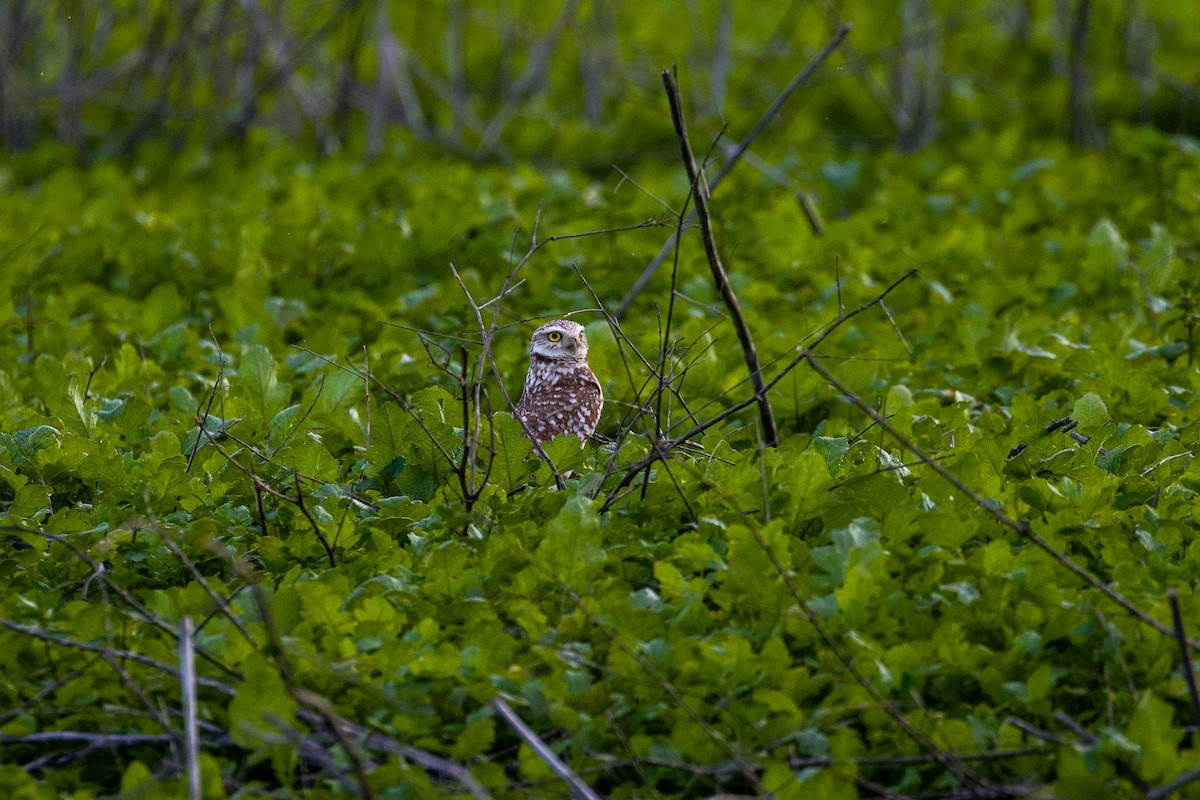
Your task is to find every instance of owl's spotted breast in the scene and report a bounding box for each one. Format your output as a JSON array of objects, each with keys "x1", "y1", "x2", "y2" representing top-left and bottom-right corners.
[{"x1": 514, "y1": 320, "x2": 603, "y2": 444}]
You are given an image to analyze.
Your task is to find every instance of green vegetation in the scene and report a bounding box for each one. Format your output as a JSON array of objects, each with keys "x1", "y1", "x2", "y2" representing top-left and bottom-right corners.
[{"x1": 2, "y1": 2, "x2": 1200, "y2": 798}]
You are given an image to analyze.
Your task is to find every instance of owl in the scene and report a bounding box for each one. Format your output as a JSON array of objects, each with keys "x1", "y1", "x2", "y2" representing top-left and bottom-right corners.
[{"x1": 514, "y1": 320, "x2": 603, "y2": 444}]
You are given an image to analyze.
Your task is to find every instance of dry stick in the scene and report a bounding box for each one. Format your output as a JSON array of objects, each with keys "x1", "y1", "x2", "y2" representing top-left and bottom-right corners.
[
  {"x1": 1146, "y1": 765, "x2": 1200, "y2": 800},
  {"x1": 180, "y1": 618, "x2": 201, "y2": 800},
  {"x1": 810, "y1": 0, "x2": 910, "y2": 133},
  {"x1": 1169, "y1": 589, "x2": 1200, "y2": 726},
  {"x1": 458, "y1": 346, "x2": 478, "y2": 511},
  {"x1": 570, "y1": 265, "x2": 700, "y2": 523},
  {"x1": 286, "y1": 344, "x2": 459, "y2": 481},
  {"x1": 195, "y1": 425, "x2": 336, "y2": 565},
  {"x1": 352, "y1": 730, "x2": 490, "y2": 800},
  {"x1": 802, "y1": 355, "x2": 1196, "y2": 650},
  {"x1": 662, "y1": 67, "x2": 778, "y2": 447},
  {"x1": 490, "y1": 697, "x2": 601, "y2": 800},
  {"x1": 186, "y1": 347, "x2": 225, "y2": 473},
  {"x1": 796, "y1": 190, "x2": 825, "y2": 236},
  {"x1": 270, "y1": 372, "x2": 326, "y2": 454},
  {"x1": 0, "y1": 221, "x2": 46, "y2": 264},
  {"x1": 1050, "y1": 711, "x2": 1151, "y2": 793},
  {"x1": 607, "y1": 747, "x2": 1048, "y2": 777},
  {"x1": 1, "y1": 731, "x2": 185, "y2": 748},
  {"x1": 646, "y1": 128, "x2": 714, "y2": 460},
  {"x1": 445, "y1": 0, "x2": 468, "y2": 144},
  {"x1": 292, "y1": 470, "x2": 335, "y2": 567},
  {"x1": 571, "y1": 263, "x2": 704, "y2": 434},
  {"x1": 367, "y1": 0, "x2": 421, "y2": 158},
  {"x1": 361, "y1": 346, "x2": 371, "y2": 475},
  {"x1": 615, "y1": 25, "x2": 850, "y2": 318},
  {"x1": 101, "y1": 648, "x2": 177, "y2": 742}
]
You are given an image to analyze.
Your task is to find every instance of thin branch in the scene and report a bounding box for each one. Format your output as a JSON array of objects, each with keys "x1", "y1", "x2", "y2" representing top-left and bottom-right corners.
[
  {"x1": 1170, "y1": 589, "x2": 1200, "y2": 726},
  {"x1": 150, "y1": 522, "x2": 255, "y2": 644},
  {"x1": 662, "y1": 66, "x2": 778, "y2": 446},
  {"x1": 1146, "y1": 765, "x2": 1200, "y2": 800},
  {"x1": 490, "y1": 697, "x2": 601, "y2": 800},
  {"x1": 615, "y1": 25, "x2": 850, "y2": 317},
  {"x1": 180, "y1": 617, "x2": 201, "y2": 800}
]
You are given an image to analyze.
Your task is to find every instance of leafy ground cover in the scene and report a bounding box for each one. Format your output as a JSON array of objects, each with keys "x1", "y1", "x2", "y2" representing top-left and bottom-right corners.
[
  {"x1": 2, "y1": 119, "x2": 1198, "y2": 798},
  {"x1": 2, "y1": 4, "x2": 1200, "y2": 799}
]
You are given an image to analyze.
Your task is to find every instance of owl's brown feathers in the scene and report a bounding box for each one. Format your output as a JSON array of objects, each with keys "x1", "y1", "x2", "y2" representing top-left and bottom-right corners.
[{"x1": 514, "y1": 320, "x2": 602, "y2": 443}]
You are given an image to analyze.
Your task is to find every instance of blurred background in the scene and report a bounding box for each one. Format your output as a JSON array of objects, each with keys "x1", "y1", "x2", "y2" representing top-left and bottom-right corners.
[{"x1": 2, "y1": 0, "x2": 1198, "y2": 167}]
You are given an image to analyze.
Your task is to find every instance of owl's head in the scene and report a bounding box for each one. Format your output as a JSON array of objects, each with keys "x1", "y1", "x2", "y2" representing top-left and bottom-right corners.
[{"x1": 529, "y1": 319, "x2": 588, "y2": 361}]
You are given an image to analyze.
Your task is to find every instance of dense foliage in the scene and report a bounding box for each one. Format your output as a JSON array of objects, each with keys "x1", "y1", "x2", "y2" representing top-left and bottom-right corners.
[{"x1": 3, "y1": 2, "x2": 1200, "y2": 799}]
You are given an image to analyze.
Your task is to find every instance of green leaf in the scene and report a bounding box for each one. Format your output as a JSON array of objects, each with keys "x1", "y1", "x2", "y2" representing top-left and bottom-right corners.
[
  {"x1": 1072, "y1": 393, "x2": 1110, "y2": 429},
  {"x1": 1124, "y1": 692, "x2": 1184, "y2": 781},
  {"x1": 537, "y1": 433, "x2": 587, "y2": 478},
  {"x1": 490, "y1": 412, "x2": 534, "y2": 491},
  {"x1": 228, "y1": 652, "x2": 298, "y2": 749},
  {"x1": 3, "y1": 425, "x2": 61, "y2": 469},
  {"x1": 1086, "y1": 219, "x2": 1129, "y2": 272},
  {"x1": 236, "y1": 344, "x2": 290, "y2": 422},
  {"x1": 534, "y1": 495, "x2": 603, "y2": 582}
]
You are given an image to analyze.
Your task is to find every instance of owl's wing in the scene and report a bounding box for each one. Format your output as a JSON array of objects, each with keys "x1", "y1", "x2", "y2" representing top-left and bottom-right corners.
[{"x1": 580, "y1": 370, "x2": 604, "y2": 433}]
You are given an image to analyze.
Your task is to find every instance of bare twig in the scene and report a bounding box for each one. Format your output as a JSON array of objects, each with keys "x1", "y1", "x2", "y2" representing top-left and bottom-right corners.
[
  {"x1": 477, "y1": 0, "x2": 581, "y2": 156},
  {"x1": 490, "y1": 697, "x2": 601, "y2": 800},
  {"x1": 662, "y1": 66, "x2": 778, "y2": 446},
  {"x1": 1146, "y1": 765, "x2": 1200, "y2": 800},
  {"x1": 1, "y1": 731, "x2": 192, "y2": 747},
  {"x1": 82, "y1": 353, "x2": 107, "y2": 401},
  {"x1": 2, "y1": 610, "x2": 485, "y2": 798},
  {"x1": 449, "y1": 262, "x2": 564, "y2": 489},
  {"x1": 1170, "y1": 589, "x2": 1200, "y2": 727},
  {"x1": 293, "y1": 470, "x2": 335, "y2": 567},
  {"x1": 1141, "y1": 451, "x2": 1192, "y2": 478},
  {"x1": 151, "y1": 522, "x2": 255, "y2": 643},
  {"x1": 615, "y1": 25, "x2": 850, "y2": 317},
  {"x1": 180, "y1": 618, "x2": 201, "y2": 800},
  {"x1": 796, "y1": 190, "x2": 825, "y2": 236},
  {"x1": 187, "y1": 331, "x2": 226, "y2": 473},
  {"x1": 550, "y1": 581, "x2": 773, "y2": 797},
  {"x1": 1062, "y1": 0, "x2": 1104, "y2": 148},
  {"x1": 0, "y1": 659, "x2": 100, "y2": 728}
]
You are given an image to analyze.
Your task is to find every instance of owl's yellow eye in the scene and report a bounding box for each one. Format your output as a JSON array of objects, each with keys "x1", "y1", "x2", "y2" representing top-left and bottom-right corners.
[{"x1": 547, "y1": 331, "x2": 562, "y2": 342}]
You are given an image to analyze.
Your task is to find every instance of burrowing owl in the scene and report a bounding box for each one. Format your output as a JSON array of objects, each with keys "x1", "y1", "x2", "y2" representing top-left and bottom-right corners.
[{"x1": 514, "y1": 320, "x2": 603, "y2": 443}]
